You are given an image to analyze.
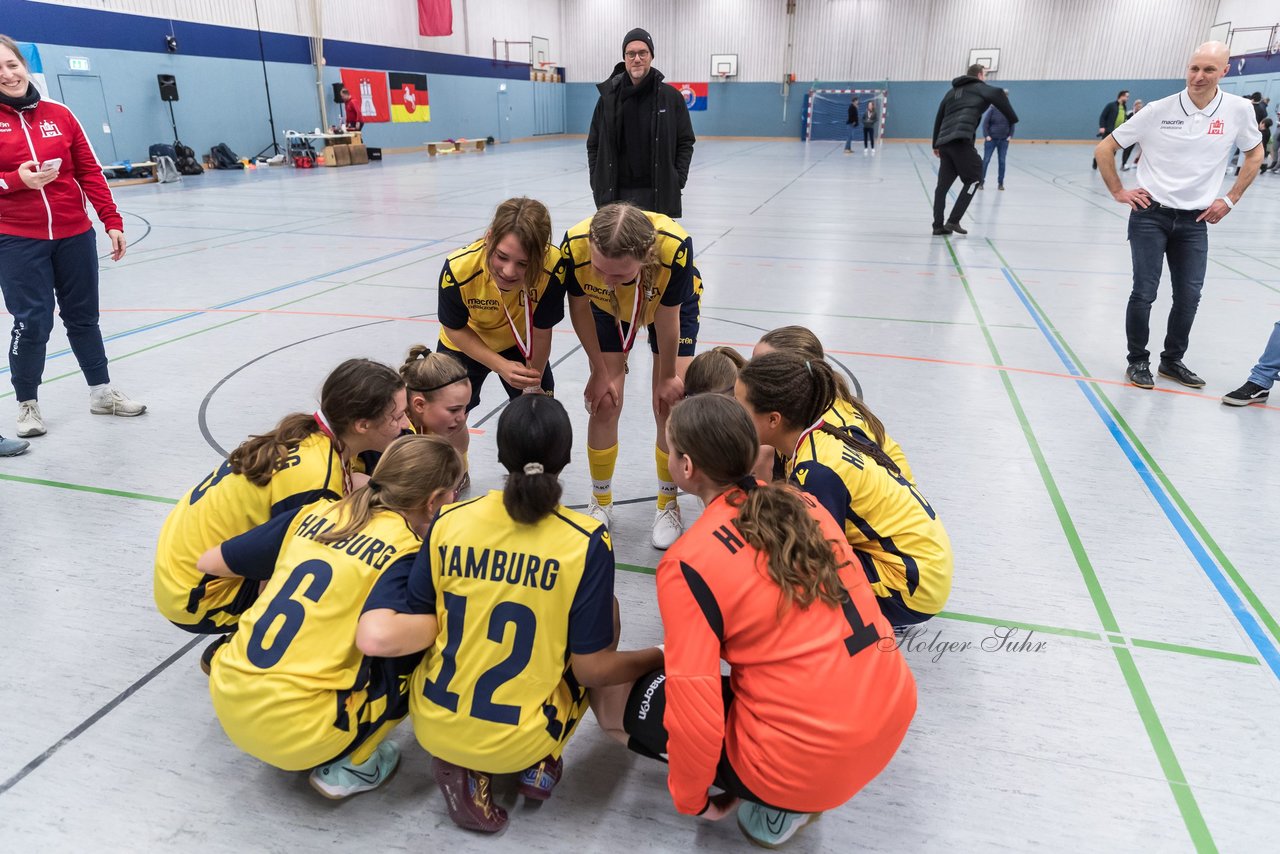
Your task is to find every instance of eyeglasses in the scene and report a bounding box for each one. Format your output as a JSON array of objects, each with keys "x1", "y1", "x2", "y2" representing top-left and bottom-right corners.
[{"x1": 625, "y1": 50, "x2": 650, "y2": 60}]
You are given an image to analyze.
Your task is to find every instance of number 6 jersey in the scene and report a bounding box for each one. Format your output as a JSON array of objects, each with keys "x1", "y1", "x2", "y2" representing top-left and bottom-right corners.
[{"x1": 373, "y1": 491, "x2": 615, "y2": 774}]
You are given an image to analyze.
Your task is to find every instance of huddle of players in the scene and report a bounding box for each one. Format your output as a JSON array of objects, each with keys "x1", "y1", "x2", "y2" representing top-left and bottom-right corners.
[{"x1": 151, "y1": 198, "x2": 953, "y2": 847}]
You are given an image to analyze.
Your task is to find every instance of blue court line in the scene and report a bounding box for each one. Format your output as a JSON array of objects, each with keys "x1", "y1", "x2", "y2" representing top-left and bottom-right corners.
[
  {"x1": 0, "y1": 240, "x2": 442, "y2": 376},
  {"x1": 998, "y1": 266, "x2": 1280, "y2": 680}
]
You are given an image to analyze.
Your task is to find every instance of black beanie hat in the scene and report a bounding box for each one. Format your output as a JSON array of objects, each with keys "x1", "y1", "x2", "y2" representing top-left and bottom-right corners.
[{"x1": 623, "y1": 28, "x2": 654, "y2": 57}]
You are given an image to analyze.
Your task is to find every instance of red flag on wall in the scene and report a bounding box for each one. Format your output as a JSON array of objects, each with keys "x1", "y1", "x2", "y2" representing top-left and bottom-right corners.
[
  {"x1": 339, "y1": 68, "x2": 390, "y2": 123},
  {"x1": 418, "y1": 0, "x2": 453, "y2": 37}
]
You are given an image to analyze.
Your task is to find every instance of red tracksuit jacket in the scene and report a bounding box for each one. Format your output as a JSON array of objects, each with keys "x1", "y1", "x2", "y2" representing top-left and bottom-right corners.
[{"x1": 0, "y1": 97, "x2": 123, "y2": 240}]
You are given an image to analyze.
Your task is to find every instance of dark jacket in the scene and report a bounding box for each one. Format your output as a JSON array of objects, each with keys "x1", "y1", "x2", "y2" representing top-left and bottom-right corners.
[
  {"x1": 933, "y1": 76, "x2": 1017, "y2": 147},
  {"x1": 587, "y1": 62, "x2": 696, "y2": 218},
  {"x1": 1098, "y1": 100, "x2": 1126, "y2": 135},
  {"x1": 982, "y1": 105, "x2": 1014, "y2": 140},
  {"x1": 847, "y1": 103, "x2": 860, "y2": 125}
]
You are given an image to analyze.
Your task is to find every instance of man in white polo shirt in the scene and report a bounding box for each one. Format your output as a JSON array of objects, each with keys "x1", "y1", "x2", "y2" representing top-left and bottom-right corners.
[{"x1": 1095, "y1": 41, "x2": 1262, "y2": 390}]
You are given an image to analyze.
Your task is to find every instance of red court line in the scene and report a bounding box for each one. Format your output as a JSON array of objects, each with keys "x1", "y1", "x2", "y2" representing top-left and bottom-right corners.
[{"x1": 70, "y1": 308, "x2": 1278, "y2": 413}]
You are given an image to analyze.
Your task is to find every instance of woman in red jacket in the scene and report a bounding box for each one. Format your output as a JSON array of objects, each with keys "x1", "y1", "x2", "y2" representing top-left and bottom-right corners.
[
  {"x1": 0, "y1": 35, "x2": 144, "y2": 440},
  {"x1": 592, "y1": 393, "x2": 916, "y2": 848}
]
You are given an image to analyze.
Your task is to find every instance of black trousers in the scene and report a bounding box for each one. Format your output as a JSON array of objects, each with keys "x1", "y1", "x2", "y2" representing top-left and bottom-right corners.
[{"x1": 932, "y1": 140, "x2": 982, "y2": 228}]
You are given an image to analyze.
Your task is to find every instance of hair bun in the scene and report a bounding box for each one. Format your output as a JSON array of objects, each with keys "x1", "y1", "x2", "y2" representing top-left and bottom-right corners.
[{"x1": 523, "y1": 462, "x2": 545, "y2": 475}]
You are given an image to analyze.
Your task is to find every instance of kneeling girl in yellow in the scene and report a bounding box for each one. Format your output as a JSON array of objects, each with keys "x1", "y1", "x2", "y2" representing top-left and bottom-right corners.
[
  {"x1": 202, "y1": 435, "x2": 462, "y2": 798},
  {"x1": 736, "y1": 353, "x2": 952, "y2": 626},
  {"x1": 154, "y1": 359, "x2": 409, "y2": 639},
  {"x1": 361, "y1": 395, "x2": 662, "y2": 833}
]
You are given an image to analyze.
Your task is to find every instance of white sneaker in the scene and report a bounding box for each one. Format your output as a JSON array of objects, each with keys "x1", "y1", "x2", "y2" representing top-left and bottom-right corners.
[
  {"x1": 587, "y1": 497, "x2": 614, "y2": 531},
  {"x1": 16, "y1": 400, "x2": 45, "y2": 437},
  {"x1": 870, "y1": 148, "x2": 877, "y2": 156},
  {"x1": 89, "y1": 386, "x2": 147, "y2": 417},
  {"x1": 651, "y1": 501, "x2": 684, "y2": 549},
  {"x1": 309, "y1": 741, "x2": 400, "y2": 799},
  {"x1": 862, "y1": 148, "x2": 869, "y2": 156}
]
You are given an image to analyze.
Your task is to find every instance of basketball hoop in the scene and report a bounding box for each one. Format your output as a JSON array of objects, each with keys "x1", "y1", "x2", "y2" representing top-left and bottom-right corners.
[{"x1": 715, "y1": 72, "x2": 728, "y2": 84}]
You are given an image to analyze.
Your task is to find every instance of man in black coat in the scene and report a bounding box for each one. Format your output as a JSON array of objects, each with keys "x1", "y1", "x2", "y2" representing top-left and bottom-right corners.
[
  {"x1": 1093, "y1": 89, "x2": 1129, "y2": 170},
  {"x1": 931, "y1": 64, "x2": 1018, "y2": 235},
  {"x1": 586, "y1": 27, "x2": 696, "y2": 218}
]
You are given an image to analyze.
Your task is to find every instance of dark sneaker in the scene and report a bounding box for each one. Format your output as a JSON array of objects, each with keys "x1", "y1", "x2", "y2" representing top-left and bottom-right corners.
[
  {"x1": 998, "y1": 184, "x2": 1005, "y2": 190},
  {"x1": 200, "y1": 634, "x2": 232, "y2": 675},
  {"x1": 1158, "y1": 360, "x2": 1205, "y2": 388},
  {"x1": 1222, "y1": 381, "x2": 1270, "y2": 407},
  {"x1": 976, "y1": 181, "x2": 984, "y2": 190},
  {"x1": 945, "y1": 221, "x2": 968, "y2": 234},
  {"x1": 931, "y1": 225, "x2": 950, "y2": 235},
  {"x1": 434, "y1": 758, "x2": 508, "y2": 833},
  {"x1": 517, "y1": 755, "x2": 563, "y2": 801},
  {"x1": 1126, "y1": 361, "x2": 1155, "y2": 389}
]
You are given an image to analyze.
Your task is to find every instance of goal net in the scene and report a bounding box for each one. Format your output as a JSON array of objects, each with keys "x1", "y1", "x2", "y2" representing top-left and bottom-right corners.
[{"x1": 805, "y1": 88, "x2": 888, "y2": 142}]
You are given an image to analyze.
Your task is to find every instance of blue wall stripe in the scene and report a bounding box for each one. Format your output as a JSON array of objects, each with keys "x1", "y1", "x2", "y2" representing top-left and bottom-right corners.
[{"x1": 998, "y1": 267, "x2": 1280, "y2": 679}]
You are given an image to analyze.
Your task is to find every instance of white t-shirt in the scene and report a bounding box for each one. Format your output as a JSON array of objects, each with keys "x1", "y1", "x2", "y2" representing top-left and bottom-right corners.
[{"x1": 1112, "y1": 88, "x2": 1262, "y2": 210}]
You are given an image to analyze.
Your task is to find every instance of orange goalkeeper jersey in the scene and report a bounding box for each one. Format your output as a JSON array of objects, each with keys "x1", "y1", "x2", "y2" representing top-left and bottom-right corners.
[{"x1": 656, "y1": 485, "x2": 916, "y2": 815}]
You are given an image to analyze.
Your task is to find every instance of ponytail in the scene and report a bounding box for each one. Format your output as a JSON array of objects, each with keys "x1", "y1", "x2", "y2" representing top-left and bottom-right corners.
[
  {"x1": 315, "y1": 435, "x2": 462, "y2": 544},
  {"x1": 738, "y1": 351, "x2": 837, "y2": 429},
  {"x1": 758, "y1": 325, "x2": 885, "y2": 443}
]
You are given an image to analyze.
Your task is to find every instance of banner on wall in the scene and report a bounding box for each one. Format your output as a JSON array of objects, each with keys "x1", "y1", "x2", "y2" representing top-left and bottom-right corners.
[
  {"x1": 339, "y1": 68, "x2": 390, "y2": 123},
  {"x1": 389, "y1": 72, "x2": 430, "y2": 122},
  {"x1": 669, "y1": 82, "x2": 707, "y2": 111},
  {"x1": 18, "y1": 43, "x2": 49, "y2": 98},
  {"x1": 418, "y1": 0, "x2": 453, "y2": 37}
]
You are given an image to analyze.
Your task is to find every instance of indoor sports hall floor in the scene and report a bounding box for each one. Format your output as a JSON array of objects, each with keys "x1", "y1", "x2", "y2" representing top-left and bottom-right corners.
[{"x1": 2, "y1": 137, "x2": 1278, "y2": 852}]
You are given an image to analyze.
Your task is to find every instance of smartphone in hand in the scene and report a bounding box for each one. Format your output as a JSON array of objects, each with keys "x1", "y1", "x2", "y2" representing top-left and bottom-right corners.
[{"x1": 39, "y1": 158, "x2": 63, "y2": 172}]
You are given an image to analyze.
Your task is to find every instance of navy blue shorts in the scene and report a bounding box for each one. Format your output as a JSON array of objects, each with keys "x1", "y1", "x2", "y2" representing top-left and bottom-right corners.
[{"x1": 436, "y1": 340, "x2": 555, "y2": 412}]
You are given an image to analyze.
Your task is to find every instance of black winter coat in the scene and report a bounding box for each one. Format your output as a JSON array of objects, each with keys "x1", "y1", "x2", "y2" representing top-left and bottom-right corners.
[
  {"x1": 587, "y1": 63, "x2": 696, "y2": 218},
  {"x1": 933, "y1": 76, "x2": 1018, "y2": 147}
]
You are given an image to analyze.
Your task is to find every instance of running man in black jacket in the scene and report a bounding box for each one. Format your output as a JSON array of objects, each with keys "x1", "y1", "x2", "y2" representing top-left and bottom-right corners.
[{"x1": 931, "y1": 64, "x2": 1018, "y2": 235}]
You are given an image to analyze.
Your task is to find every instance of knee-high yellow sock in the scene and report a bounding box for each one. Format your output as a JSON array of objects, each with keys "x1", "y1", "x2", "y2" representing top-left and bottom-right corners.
[
  {"x1": 587, "y1": 443, "x2": 618, "y2": 505},
  {"x1": 655, "y1": 446, "x2": 677, "y2": 510}
]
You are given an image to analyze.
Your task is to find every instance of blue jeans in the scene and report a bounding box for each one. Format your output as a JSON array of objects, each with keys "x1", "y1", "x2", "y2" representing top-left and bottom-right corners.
[
  {"x1": 1125, "y1": 205, "x2": 1208, "y2": 364},
  {"x1": 0, "y1": 228, "x2": 110, "y2": 401},
  {"x1": 845, "y1": 123, "x2": 858, "y2": 150},
  {"x1": 1248, "y1": 321, "x2": 1280, "y2": 389},
  {"x1": 982, "y1": 138, "x2": 1008, "y2": 183}
]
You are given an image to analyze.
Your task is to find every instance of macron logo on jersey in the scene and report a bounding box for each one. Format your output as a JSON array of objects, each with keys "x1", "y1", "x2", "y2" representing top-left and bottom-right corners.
[
  {"x1": 0, "y1": 120, "x2": 11, "y2": 133},
  {"x1": 39, "y1": 119, "x2": 62, "y2": 138},
  {"x1": 1207, "y1": 119, "x2": 1224, "y2": 136}
]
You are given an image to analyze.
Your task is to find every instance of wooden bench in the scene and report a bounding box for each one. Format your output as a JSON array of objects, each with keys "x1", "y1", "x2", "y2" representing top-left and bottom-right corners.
[{"x1": 426, "y1": 139, "x2": 486, "y2": 156}]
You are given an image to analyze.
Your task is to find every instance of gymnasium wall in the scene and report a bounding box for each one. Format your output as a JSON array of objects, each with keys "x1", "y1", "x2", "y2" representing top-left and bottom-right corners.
[
  {"x1": 559, "y1": 0, "x2": 1216, "y2": 82},
  {"x1": 9, "y1": 0, "x2": 554, "y2": 162},
  {"x1": 565, "y1": 78, "x2": 1188, "y2": 141}
]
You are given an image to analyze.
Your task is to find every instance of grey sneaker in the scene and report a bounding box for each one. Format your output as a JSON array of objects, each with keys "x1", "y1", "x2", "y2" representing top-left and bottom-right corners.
[
  {"x1": 0, "y1": 434, "x2": 29, "y2": 456},
  {"x1": 16, "y1": 400, "x2": 45, "y2": 437},
  {"x1": 89, "y1": 386, "x2": 147, "y2": 416}
]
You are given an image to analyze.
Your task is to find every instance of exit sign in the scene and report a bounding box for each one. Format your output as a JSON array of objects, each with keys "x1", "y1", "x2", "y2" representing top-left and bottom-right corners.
[{"x1": 68, "y1": 56, "x2": 90, "y2": 71}]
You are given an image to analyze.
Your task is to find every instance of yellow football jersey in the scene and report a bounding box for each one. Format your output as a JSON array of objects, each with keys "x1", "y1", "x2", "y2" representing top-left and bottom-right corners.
[
  {"x1": 154, "y1": 432, "x2": 345, "y2": 629},
  {"x1": 437, "y1": 239, "x2": 567, "y2": 354},
  {"x1": 561, "y1": 211, "x2": 697, "y2": 329},
  {"x1": 788, "y1": 427, "x2": 952, "y2": 615},
  {"x1": 209, "y1": 501, "x2": 421, "y2": 770},
  {"x1": 825, "y1": 397, "x2": 916, "y2": 485},
  {"x1": 407, "y1": 492, "x2": 615, "y2": 773}
]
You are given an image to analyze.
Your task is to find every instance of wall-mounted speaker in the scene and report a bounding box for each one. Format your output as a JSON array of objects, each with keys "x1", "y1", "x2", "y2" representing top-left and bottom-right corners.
[{"x1": 157, "y1": 74, "x2": 179, "y2": 102}]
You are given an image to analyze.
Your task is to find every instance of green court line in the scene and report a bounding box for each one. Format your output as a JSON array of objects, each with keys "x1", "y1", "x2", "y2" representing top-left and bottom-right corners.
[
  {"x1": 937, "y1": 609, "x2": 1102, "y2": 640},
  {"x1": 1208, "y1": 256, "x2": 1280, "y2": 296},
  {"x1": 942, "y1": 237, "x2": 1215, "y2": 850},
  {"x1": 1130, "y1": 639, "x2": 1260, "y2": 666},
  {"x1": 892, "y1": 152, "x2": 1216, "y2": 849},
  {"x1": 0, "y1": 472, "x2": 177, "y2": 505},
  {"x1": 988, "y1": 238, "x2": 1280, "y2": 651}
]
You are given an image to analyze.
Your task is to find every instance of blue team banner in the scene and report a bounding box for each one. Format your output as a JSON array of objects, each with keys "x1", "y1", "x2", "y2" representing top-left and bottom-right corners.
[
  {"x1": 670, "y1": 81, "x2": 708, "y2": 111},
  {"x1": 18, "y1": 42, "x2": 48, "y2": 98}
]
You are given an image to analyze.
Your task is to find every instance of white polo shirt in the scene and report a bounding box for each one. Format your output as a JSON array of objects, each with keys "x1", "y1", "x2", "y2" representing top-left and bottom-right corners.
[{"x1": 1112, "y1": 88, "x2": 1262, "y2": 210}]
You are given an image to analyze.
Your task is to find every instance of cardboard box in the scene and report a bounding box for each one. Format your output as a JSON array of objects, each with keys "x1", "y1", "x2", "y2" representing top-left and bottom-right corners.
[
  {"x1": 321, "y1": 144, "x2": 351, "y2": 167},
  {"x1": 349, "y1": 144, "x2": 369, "y2": 165}
]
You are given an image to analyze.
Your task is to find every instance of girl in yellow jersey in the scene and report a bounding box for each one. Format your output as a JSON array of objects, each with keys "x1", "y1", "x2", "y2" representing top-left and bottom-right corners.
[
  {"x1": 201, "y1": 435, "x2": 463, "y2": 799},
  {"x1": 561, "y1": 202, "x2": 703, "y2": 549},
  {"x1": 154, "y1": 359, "x2": 410, "y2": 652},
  {"x1": 435, "y1": 198, "x2": 567, "y2": 433},
  {"x1": 736, "y1": 353, "x2": 953, "y2": 627},
  {"x1": 360, "y1": 395, "x2": 662, "y2": 833},
  {"x1": 754, "y1": 325, "x2": 915, "y2": 484}
]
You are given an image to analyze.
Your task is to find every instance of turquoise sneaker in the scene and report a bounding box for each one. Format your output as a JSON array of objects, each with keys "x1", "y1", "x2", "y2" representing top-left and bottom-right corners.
[
  {"x1": 0, "y1": 434, "x2": 29, "y2": 456},
  {"x1": 309, "y1": 741, "x2": 400, "y2": 799},
  {"x1": 737, "y1": 801, "x2": 819, "y2": 849}
]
